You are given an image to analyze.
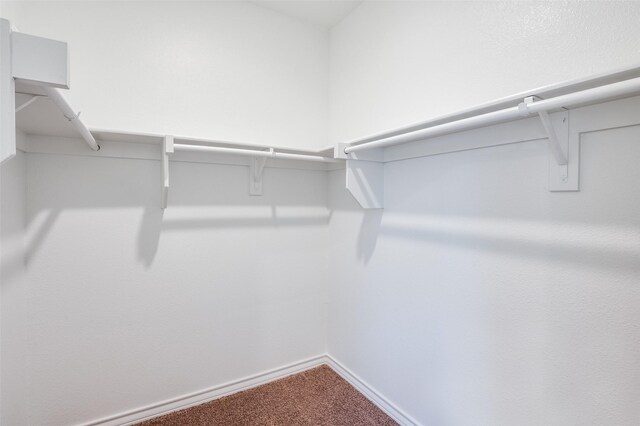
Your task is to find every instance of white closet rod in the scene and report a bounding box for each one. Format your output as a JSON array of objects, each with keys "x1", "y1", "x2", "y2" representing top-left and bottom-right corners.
[
  {"x1": 42, "y1": 87, "x2": 100, "y2": 151},
  {"x1": 174, "y1": 143, "x2": 340, "y2": 163},
  {"x1": 345, "y1": 76, "x2": 640, "y2": 154}
]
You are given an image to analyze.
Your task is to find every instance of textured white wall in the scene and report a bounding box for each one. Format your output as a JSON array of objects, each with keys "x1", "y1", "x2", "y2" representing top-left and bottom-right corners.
[
  {"x1": 2, "y1": 2, "x2": 640, "y2": 425},
  {"x1": 329, "y1": 0, "x2": 640, "y2": 143},
  {"x1": 1, "y1": 1, "x2": 330, "y2": 149},
  {"x1": 1, "y1": 151, "x2": 329, "y2": 425},
  {"x1": 0, "y1": 2, "x2": 330, "y2": 423},
  {"x1": 327, "y1": 123, "x2": 640, "y2": 425},
  {"x1": 327, "y1": 3, "x2": 640, "y2": 424},
  {"x1": 0, "y1": 143, "x2": 27, "y2": 426}
]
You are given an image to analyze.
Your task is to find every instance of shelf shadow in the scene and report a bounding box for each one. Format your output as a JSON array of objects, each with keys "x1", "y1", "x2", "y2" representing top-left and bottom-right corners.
[{"x1": 379, "y1": 218, "x2": 640, "y2": 274}]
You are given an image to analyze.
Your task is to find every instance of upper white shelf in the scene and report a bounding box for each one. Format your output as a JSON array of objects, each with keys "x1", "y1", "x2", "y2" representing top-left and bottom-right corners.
[
  {"x1": 337, "y1": 64, "x2": 640, "y2": 209},
  {"x1": 341, "y1": 63, "x2": 640, "y2": 152},
  {"x1": 7, "y1": 15, "x2": 640, "y2": 211},
  {"x1": 15, "y1": 80, "x2": 335, "y2": 160}
]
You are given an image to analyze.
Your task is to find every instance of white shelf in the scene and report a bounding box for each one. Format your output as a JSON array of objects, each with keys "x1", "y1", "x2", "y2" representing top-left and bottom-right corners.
[
  {"x1": 8, "y1": 15, "x2": 640, "y2": 211},
  {"x1": 342, "y1": 63, "x2": 640, "y2": 148},
  {"x1": 337, "y1": 64, "x2": 640, "y2": 209},
  {"x1": 15, "y1": 82, "x2": 334, "y2": 158}
]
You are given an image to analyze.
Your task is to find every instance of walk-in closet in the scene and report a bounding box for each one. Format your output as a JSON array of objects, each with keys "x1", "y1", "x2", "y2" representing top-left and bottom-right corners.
[{"x1": 1, "y1": 1, "x2": 639, "y2": 425}]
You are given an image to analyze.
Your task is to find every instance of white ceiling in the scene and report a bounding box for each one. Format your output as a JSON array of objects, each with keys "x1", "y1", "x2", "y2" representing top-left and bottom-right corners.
[{"x1": 252, "y1": 1, "x2": 363, "y2": 27}]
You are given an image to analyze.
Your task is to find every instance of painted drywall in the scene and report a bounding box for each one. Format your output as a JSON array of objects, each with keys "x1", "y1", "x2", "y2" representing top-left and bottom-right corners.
[
  {"x1": 1, "y1": 150, "x2": 329, "y2": 425},
  {"x1": 327, "y1": 120, "x2": 640, "y2": 425},
  {"x1": 1, "y1": 1, "x2": 330, "y2": 149},
  {"x1": 2, "y1": 1, "x2": 640, "y2": 425},
  {"x1": 3, "y1": 2, "x2": 324, "y2": 423},
  {"x1": 327, "y1": 4, "x2": 640, "y2": 424},
  {"x1": 329, "y1": 0, "x2": 640, "y2": 143},
  {"x1": 0, "y1": 144, "x2": 27, "y2": 425}
]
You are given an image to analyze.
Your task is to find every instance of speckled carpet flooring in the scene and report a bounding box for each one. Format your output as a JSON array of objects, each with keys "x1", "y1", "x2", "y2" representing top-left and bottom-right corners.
[{"x1": 136, "y1": 365, "x2": 397, "y2": 425}]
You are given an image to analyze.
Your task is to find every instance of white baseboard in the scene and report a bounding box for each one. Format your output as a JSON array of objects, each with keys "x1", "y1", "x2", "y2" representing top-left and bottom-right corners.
[
  {"x1": 325, "y1": 354, "x2": 421, "y2": 426},
  {"x1": 79, "y1": 353, "x2": 420, "y2": 426},
  {"x1": 80, "y1": 355, "x2": 327, "y2": 426}
]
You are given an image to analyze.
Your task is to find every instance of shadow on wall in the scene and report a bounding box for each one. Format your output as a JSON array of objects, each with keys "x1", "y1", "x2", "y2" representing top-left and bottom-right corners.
[
  {"x1": 25, "y1": 155, "x2": 333, "y2": 268},
  {"x1": 137, "y1": 206, "x2": 333, "y2": 267},
  {"x1": 28, "y1": 205, "x2": 333, "y2": 269},
  {"x1": 357, "y1": 209, "x2": 383, "y2": 264},
  {"x1": 333, "y1": 200, "x2": 640, "y2": 274},
  {"x1": 138, "y1": 207, "x2": 164, "y2": 267},
  {"x1": 328, "y1": 169, "x2": 383, "y2": 265},
  {"x1": 379, "y1": 214, "x2": 640, "y2": 274}
]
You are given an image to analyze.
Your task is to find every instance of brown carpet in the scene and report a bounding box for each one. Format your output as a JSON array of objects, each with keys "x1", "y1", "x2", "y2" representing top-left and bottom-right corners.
[{"x1": 136, "y1": 365, "x2": 397, "y2": 425}]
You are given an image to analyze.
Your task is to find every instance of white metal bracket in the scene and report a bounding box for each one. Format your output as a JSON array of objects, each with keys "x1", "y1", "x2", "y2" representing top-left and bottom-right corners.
[
  {"x1": 1, "y1": 18, "x2": 71, "y2": 164},
  {"x1": 522, "y1": 96, "x2": 578, "y2": 191},
  {"x1": 546, "y1": 111, "x2": 579, "y2": 192},
  {"x1": 543, "y1": 110, "x2": 578, "y2": 191},
  {"x1": 539, "y1": 110, "x2": 567, "y2": 166},
  {"x1": 345, "y1": 160, "x2": 384, "y2": 209},
  {"x1": 335, "y1": 143, "x2": 385, "y2": 209},
  {"x1": 249, "y1": 148, "x2": 272, "y2": 195},
  {"x1": 161, "y1": 135, "x2": 174, "y2": 209},
  {"x1": 15, "y1": 93, "x2": 41, "y2": 112}
]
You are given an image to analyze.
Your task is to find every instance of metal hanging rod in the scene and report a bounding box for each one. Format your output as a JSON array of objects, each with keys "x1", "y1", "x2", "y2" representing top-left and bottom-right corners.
[
  {"x1": 42, "y1": 86, "x2": 100, "y2": 151},
  {"x1": 174, "y1": 143, "x2": 340, "y2": 163},
  {"x1": 344, "y1": 76, "x2": 640, "y2": 154},
  {"x1": 159, "y1": 142, "x2": 340, "y2": 208}
]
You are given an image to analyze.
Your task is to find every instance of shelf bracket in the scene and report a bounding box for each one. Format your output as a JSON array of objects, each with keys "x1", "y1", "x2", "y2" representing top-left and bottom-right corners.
[
  {"x1": 335, "y1": 142, "x2": 385, "y2": 209},
  {"x1": 161, "y1": 135, "x2": 174, "y2": 209},
  {"x1": 2, "y1": 18, "x2": 70, "y2": 163},
  {"x1": 545, "y1": 109, "x2": 578, "y2": 191},
  {"x1": 15, "y1": 93, "x2": 41, "y2": 112},
  {"x1": 345, "y1": 159, "x2": 384, "y2": 209},
  {"x1": 522, "y1": 96, "x2": 577, "y2": 191},
  {"x1": 249, "y1": 148, "x2": 272, "y2": 196},
  {"x1": 539, "y1": 109, "x2": 567, "y2": 167}
]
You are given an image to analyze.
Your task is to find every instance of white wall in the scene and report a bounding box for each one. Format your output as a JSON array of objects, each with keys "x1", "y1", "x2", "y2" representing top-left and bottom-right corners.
[
  {"x1": 1, "y1": 150, "x2": 329, "y2": 425},
  {"x1": 0, "y1": 2, "x2": 333, "y2": 423},
  {"x1": 0, "y1": 140, "x2": 27, "y2": 426},
  {"x1": 2, "y1": 2, "x2": 640, "y2": 425},
  {"x1": 327, "y1": 2, "x2": 640, "y2": 425},
  {"x1": 1, "y1": 1, "x2": 330, "y2": 150},
  {"x1": 327, "y1": 122, "x2": 640, "y2": 425},
  {"x1": 329, "y1": 0, "x2": 640, "y2": 143}
]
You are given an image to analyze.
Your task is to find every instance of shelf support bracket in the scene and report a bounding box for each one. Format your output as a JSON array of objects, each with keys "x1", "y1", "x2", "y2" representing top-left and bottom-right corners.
[
  {"x1": 249, "y1": 148, "x2": 272, "y2": 196},
  {"x1": 15, "y1": 94, "x2": 41, "y2": 112},
  {"x1": 545, "y1": 109, "x2": 578, "y2": 191},
  {"x1": 345, "y1": 159, "x2": 384, "y2": 209},
  {"x1": 539, "y1": 109, "x2": 567, "y2": 166},
  {"x1": 539, "y1": 109, "x2": 578, "y2": 191},
  {"x1": 522, "y1": 96, "x2": 577, "y2": 191},
  {"x1": 335, "y1": 143, "x2": 385, "y2": 209},
  {"x1": 162, "y1": 135, "x2": 174, "y2": 209},
  {"x1": 2, "y1": 18, "x2": 70, "y2": 163}
]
